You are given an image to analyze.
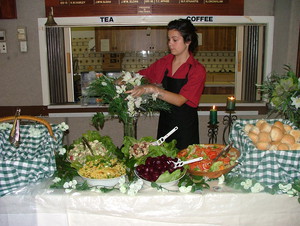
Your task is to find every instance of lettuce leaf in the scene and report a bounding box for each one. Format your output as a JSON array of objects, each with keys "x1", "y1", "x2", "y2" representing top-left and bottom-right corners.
[
  {"x1": 72, "y1": 130, "x2": 118, "y2": 156},
  {"x1": 121, "y1": 136, "x2": 178, "y2": 165},
  {"x1": 209, "y1": 161, "x2": 223, "y2": 172},
  {"x1": 155, "y1": 169, "x2": 183, "y2": 183}
]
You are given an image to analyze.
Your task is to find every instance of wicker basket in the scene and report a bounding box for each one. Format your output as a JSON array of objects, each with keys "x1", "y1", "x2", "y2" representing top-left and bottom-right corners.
[
  {"x1": 228, "y1": 118, "x2": 300, "y2": 187},
  {"x1": 0, "y1": 115, "x2": 64, "y2": 197}
]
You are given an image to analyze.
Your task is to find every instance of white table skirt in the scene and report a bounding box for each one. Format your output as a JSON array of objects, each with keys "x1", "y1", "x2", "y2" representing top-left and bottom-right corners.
[{"x1": 0, "y1": 179, "x2": 299, "y2": 226}]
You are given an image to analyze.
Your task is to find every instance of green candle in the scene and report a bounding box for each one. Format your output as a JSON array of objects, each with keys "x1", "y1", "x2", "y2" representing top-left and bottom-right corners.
[
  {"x1": 210, "y1": 105, "x2": 218, "y2": 124},
  {"x1": 226, "y1": 96, "x2": 236, "y2": 111}
]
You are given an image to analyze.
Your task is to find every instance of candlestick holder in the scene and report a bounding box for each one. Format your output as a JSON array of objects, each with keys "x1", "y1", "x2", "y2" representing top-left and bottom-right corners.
[
  {"x1": 222, "y1": 110, "x2": 237, "y2": 145},
  {"x1": 208, "y1": 122, "x2": 219, "y2": 144}
]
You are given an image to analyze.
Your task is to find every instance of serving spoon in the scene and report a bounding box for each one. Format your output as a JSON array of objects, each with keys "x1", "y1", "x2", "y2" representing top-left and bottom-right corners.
[{"x1": 169, "y1": 157, "x2": 204, "y2": 168}]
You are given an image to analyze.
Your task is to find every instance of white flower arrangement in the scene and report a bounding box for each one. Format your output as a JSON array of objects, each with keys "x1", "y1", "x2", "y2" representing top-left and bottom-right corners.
[
  {"x1": 58, "y1": 147, "x2": 66, "y2": 155},
  {"x1": 63, "y1": 179, "x2": 78, "y2": 193},
  {"x1": 179, "y1": 186, "x2": 193, "y2": 193},
  {"x1": 250, "y1": 183, "x2": 264, "y2": 193},
  {"x1": 119, "y1": 176, "x2": 143, "y2": 196},
  {"x1": 58, "y1": 122, "x2": 69, "y2": 131},
  {"x1": 88, "y1": 71, "x2": 170, "y2": 132},
  {"x1": 257, "y1": 66, "x2": 300, "y2": 127},
  {"x1": 52, "y1": 177, "x2": 61, "y2": 183},
  {"x1": 241, "y1": 179, "x2": 253, "y2": 190}
]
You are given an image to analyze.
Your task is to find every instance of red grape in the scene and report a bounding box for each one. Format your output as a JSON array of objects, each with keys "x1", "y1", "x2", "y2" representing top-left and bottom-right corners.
[{"x1": 136, "y1": 154, "x2": 183, "y2": 182}]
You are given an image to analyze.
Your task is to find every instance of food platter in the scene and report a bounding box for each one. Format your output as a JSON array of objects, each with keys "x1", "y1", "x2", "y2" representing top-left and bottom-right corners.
[
  {"x1": 177, "y1": 144, "x2": 240, "y2": 179},
  {"x1": 79, "y1": 174, "x2": 123, "y2": 187},
  {"x1": 77, "y1": 156, "x2": 126, "y2": 187}
]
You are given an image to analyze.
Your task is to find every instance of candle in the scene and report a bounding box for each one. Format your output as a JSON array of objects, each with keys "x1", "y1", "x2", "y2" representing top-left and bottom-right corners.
[
  {"x1": 226, "y1": 96, "x2": 236, "y2": 111},
  {"x1": 210, "y1": 105, "x2": 218, "y2": 125}
]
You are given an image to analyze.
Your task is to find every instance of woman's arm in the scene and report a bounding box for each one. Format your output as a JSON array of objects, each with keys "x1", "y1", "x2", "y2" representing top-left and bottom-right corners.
[{"x1": 126, "y1": 84, "x2": 187, "y2": 107}]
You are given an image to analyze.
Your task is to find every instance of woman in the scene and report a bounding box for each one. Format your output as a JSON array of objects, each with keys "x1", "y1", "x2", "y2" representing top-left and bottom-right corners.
[{"x1": 127, "y1": 19, "x2": 206, "y2": 150}]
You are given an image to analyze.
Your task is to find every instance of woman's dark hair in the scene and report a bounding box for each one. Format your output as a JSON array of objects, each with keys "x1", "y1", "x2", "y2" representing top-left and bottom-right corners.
[{"x1": 167, "y1": 18, "x2": 198, "y2": 53}]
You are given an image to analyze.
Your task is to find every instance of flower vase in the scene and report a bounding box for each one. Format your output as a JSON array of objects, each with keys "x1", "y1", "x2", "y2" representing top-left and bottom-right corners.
[{"x1": 123, "y1": 117, "x2": 138, "y2": 139}]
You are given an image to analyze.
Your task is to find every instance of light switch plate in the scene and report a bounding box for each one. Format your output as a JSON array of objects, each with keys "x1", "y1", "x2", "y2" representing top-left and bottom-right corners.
[
  {"x1": 0, "y1": 42, "x2": 7, "y2": 53},
  {"x1": 20, "y1": 41, "x2": 27, "y2": 52},
  {"x1": 17, "y1": 27, "x2": 27, "y2": 41}
]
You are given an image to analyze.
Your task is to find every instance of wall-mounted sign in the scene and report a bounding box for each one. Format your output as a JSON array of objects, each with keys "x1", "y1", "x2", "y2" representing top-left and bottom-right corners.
[
  {"x1": 137, "y1": 6, "x2": 152, "y2": 14},
  {"x1": 47, "y1": 0, "x2": 243, "y2": 17},
  {"x1": 187, "y1": 16, "x2": 214, "y2": 22}
]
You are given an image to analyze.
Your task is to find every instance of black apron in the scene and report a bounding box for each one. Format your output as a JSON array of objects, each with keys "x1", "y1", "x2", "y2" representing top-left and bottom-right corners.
[{"x1": 157, "y1": 67, "x2": 199, "y2": 150}]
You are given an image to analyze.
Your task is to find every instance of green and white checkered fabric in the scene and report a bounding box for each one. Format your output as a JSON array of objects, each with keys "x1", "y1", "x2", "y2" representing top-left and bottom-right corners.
[
  {"x1": 0, "y1": 124, "x2": 64, "y2": 197},
  {"x1": 228, "y1": 118, "x2": 300, "y2": 187}
]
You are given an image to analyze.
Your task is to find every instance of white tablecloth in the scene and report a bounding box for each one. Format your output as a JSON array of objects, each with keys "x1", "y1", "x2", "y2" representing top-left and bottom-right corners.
[{"x1": 0, "y1": 179, "x2": 299, "y2": 226}]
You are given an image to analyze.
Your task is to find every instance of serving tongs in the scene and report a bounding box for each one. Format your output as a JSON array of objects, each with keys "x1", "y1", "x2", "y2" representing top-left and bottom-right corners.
[
  {"x1": 211, "y1": 142, "x2": 233, "y2": 165},
  {"x1": 82, "y1": 136, "x2": 95, "y2": 156},
  {"x1": 151, "y1": 126, "x2": 178, "y2": 146},
  {"x1": 9, "y1": 109, "x2": 21, "y2": 147},
  {"x1": 169, "y1": 157, "x2": 203, "y2": 168}
]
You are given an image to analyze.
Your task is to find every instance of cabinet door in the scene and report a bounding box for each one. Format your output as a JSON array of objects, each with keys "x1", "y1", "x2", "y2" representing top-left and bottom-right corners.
[
  {"x1": 149, "y1": 27, "x2": 168, "y2": 51},
  {"x1": 95, "y1": 28, "x2": 117, "y2": 52},
  {"x1": 197, "y1": 26, "x2": 236, "y2": 51},
  {"x1": 0, "y1": 0, "x2": 17, "y2": 19},
  {"x1": 95, "y1": 26, "x2": 168, "y2": 52}
]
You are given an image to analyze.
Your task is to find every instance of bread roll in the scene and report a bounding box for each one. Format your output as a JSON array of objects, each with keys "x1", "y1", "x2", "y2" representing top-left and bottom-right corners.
[
  {"x1": 289, "y1": 143, "x2": 300, "y2": 150},
  {"x1": 281, "y1": 134, "x2": 295, "y2": 145},
  {"x1": 259, "y1": 122, "x2": 272, "y2": 133},
  {"x1": 284, "y1": 124, "x2": 293, "y2": 133},
  {"x1": 270, "y1": 141, "x2": 281, "y2": 146},
  {"x1": 269, "y1": 144, "x2": 278, "y2": 151},
  {"x1": 270, "y1": 126, "x2": 284, "y2": 142},
  {"x1": 277, "y1": 143, "x2": 290, "y2": 150},
  {"x1": 256, "y1": 119, "x2": 267, "y2": 128},
  {"x1": 290, "y1": 130, "x2": 300, "y2": 142},
  {"x1": 256, "y1": 142, "x2": 270, "y2": 150},
  {"x1": 258, "y1": 132, "x2": 272, "y2": 142},
  {"x1": 273, "y1": 121, "x2": 284, "y2": 131},
  {"x1": 248, "y1": 132, "x2": 258, "y2": 143},
  {"x1": 244, "y1": 124, "x2": 254, "y2": 133},
  {"x1": 250, "y1": 126, "x2": 260, "y2": 135}
]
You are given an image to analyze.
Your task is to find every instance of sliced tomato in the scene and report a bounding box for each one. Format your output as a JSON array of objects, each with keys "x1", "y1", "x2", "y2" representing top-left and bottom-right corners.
[
  {"x1": 189, "y1": 159, "x2": 212, "y2": 172},
  {"x1": 221, "y1": 157, "x2": 231, "y2": 164},
  {"x1": 189, "y1": 162, "x2": 201, "y2": 171},
  {"x1": 194, "y1": 146, "x2": 204, "y2": 156},
  {"x1": 207, "y1": 151, "x2": 218, "y2": 160},
  {"x1": 177, "y1": 149, "x2": 188, "y2": 158}
]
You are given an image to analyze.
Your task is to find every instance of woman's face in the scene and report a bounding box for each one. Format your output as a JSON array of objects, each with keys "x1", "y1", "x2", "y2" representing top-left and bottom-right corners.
[{"x1": 167, "y1": 29, "x2": 190, "y2": 56}]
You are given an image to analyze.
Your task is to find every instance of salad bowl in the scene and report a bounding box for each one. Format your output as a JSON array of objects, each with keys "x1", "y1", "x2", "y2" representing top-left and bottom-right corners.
[{"x1": 177, "y1": 144, "x2": 240, "y2": 178}]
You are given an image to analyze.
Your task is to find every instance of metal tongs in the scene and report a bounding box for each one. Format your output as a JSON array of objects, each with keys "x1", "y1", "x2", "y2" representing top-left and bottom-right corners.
[
  {"x1": 211, "y1": 142, "x2": 233, "y2": 165},
  {"x1": 9, "y1": 109, "x2": 21, "y2": 147},
  {"x1": 82, "y1": 136, "x2": 95, "y2": 156},
  {"x1": 151, "y1": 126, "x2": 178, "y2": 146},
  {"x1": 169, "y1": 157, "x2": 203, "y2": 168}
]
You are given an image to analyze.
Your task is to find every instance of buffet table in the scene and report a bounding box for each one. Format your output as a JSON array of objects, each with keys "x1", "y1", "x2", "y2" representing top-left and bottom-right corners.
[{"x1": 0, "y1": 179, "x2": 299, "y2": 226}]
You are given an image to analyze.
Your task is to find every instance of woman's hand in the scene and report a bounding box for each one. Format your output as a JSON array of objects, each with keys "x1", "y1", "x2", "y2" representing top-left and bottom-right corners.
[
  {"x1": 126, "y1": 84, "x2": 159, "y2": 98},
  {"x1": 126, "y1": 84, "x2": 188, "y2": 107}
]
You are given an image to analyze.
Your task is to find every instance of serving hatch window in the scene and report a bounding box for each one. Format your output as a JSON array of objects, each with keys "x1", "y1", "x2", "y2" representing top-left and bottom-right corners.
[{"x1": 39, "y1": 16, "x2": 273, "y2": 106}]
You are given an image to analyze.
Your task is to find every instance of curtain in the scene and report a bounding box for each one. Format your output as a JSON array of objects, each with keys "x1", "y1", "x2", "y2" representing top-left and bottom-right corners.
[
  {"x1": 242, "y1": 25, "x2": 264, "y2": 102},
  {"x1": 46, "y1": 27, "x2": 67, "y2": 104}
]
